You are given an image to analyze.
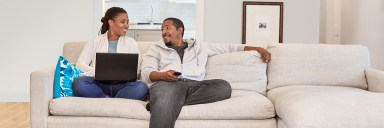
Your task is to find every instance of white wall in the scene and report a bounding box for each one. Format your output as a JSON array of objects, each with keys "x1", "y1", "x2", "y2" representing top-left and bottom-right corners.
[
  {"x1": 340, "y1": 0, "x2": 384, "y2": 70},
  {"x1": 319, "y1": 0, "x2": 327, "y2": 43},
  {"x1": 204, "y1": 0, "x2": 320, "y2": 44},
  {"x1": 0, "y1": 0, "x2": 95, "y2": 102}
]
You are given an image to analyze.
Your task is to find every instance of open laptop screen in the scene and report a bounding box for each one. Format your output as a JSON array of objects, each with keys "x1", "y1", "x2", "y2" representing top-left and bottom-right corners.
[{"x1": 95, "y1": 53, "x2": 138, "y2": 83}]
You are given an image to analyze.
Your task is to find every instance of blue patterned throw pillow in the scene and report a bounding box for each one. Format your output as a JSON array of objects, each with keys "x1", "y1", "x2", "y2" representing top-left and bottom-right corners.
[{"x1": 53, "y1": 56, "x2": 83, "y2": 98}]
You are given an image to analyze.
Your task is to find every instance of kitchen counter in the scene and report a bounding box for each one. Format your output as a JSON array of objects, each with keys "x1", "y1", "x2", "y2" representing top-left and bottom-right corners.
[
  {"x1": 127, "y1": 24, "x2": 195, "y2": 41},
  {"x1": 129, "y1": 24, "x2": 161, "y2": 30}
]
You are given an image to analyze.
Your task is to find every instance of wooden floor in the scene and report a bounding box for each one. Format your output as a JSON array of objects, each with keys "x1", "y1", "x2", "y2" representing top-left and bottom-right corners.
[{"x1": 0, "y1": 103, "x2": 30, "y2": 128}]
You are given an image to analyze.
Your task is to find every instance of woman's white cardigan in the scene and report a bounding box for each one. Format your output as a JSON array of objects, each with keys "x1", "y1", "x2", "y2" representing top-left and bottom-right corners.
[{"x1": 76, "y1": 33, "x2": 140, "y2": 77}]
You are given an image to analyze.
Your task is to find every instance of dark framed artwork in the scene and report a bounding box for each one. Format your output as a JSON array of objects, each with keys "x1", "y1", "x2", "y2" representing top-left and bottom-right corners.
[{"x1": 242, "y1": 1, "x2": 284, "y2": 44}]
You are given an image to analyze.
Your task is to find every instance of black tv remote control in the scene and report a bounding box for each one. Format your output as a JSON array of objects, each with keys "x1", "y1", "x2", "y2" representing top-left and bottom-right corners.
[{"x1": 172, "y1": 72, "x2": 182, "y2": 76}]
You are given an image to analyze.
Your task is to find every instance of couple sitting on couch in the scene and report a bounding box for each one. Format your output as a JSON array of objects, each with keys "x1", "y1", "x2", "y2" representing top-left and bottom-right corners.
[{"x1": 72, "y1": 7, "x2": 271, "y2": 128}]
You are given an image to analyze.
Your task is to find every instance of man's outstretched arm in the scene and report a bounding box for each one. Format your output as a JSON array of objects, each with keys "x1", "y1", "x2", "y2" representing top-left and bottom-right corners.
[{"x1": 244, "y1": 46, "x2": 271, "y2": 63}]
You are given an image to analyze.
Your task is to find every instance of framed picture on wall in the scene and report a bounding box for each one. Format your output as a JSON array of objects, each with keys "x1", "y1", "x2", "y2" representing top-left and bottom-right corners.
[{"x1": 242, "y1": 1, "x2": 284, "y2": 44}]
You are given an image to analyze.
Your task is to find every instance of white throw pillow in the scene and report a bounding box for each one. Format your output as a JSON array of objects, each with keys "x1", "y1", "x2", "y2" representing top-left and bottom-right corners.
[{"x1": 205, "y1": 51, "x2": 267, "y2": 95}]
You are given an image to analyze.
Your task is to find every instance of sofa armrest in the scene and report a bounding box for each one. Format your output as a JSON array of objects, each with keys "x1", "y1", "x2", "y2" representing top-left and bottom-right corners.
[
  {"x1": 366, "y1": 68, "x2": 384, "y2": 93},
  {"x1": 30, "y1": 67, "x2": 55, "y2": 128}
]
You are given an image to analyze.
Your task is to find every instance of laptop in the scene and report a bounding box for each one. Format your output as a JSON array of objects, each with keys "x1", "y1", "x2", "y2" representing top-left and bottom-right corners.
[{"x1": 95, "y1": 53, "x2": 138, "y2": 83}]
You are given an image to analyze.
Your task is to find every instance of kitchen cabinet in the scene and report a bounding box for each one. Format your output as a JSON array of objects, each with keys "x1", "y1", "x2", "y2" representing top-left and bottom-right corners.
[{"x1": 127, "y1": 25, "x2": 162, "y2": 42}]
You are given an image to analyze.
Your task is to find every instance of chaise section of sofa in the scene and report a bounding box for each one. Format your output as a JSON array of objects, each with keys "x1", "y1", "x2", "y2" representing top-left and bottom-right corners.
[
  {"x1": 31, "y1": 42, "x2": 276, "y2": 128},
  {"x1": 269, "y1": 85, "x2": 384, "y2": 128},
  {"x1": 266, "y1": 44, "x2": 384, "y2": 128}
]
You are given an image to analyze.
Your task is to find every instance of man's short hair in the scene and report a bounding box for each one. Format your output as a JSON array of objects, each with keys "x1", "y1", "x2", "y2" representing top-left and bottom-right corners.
[{"x1": 164, "y1": 17, "x2": 184, "y2": 37}]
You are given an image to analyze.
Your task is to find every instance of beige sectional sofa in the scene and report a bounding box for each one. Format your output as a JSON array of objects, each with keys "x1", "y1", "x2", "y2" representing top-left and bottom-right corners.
[{"x1": 30, "y1": 42, "x2": 384, "y2": 128}]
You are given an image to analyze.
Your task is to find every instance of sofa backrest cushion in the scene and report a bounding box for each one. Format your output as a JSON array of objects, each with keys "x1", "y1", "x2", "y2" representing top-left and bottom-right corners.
[
  {"x1": 137, "y1": 42, "x2": 156, "y2": 55},
  {"x1": 267, "y1": 44, "x2": 370, "y2": 90},
  {"x1": 63, "y1": 42, "x2": 87, "y2": 65},
  {"x1": 205, "y1": 51, "x2": 267, "y2": 95},
  {"x1": 63, "y1": 42, "x2": 156, "y2": 65}
]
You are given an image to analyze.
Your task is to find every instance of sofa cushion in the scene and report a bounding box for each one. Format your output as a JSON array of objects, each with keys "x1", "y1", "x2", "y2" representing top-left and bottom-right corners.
[
  {"x1": 50, "y1": 97, "x2": 149, "y2": 119},
  {"x1": 267, "y1": 44, "x2": 370, "y2": 90},
  {"x1": 178, "y1": 90, "x2": 275, "y2": 120},
  {"x1": 138, "y1": 42, "x2": 156, "y2": 55},
  {"x1": 50, "y1": 90, "x2": 275, "y2": 120},
  {"x1": 267, "y1": 85, "x2": 384, "y2": 128},
  {"x1": 205, "y1": 51, "x2": 267, "y2": 95}
]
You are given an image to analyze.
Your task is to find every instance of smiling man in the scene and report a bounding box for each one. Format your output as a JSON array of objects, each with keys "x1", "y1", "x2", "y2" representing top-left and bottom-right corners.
[{"x1": 141, "y1": 17, "x2": 271, "y2": 128}]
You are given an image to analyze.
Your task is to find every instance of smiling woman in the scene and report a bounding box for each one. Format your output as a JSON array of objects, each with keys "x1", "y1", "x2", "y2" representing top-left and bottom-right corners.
[{"x1": 73, "y1": 7, "x2": 149, "y2": 101}]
